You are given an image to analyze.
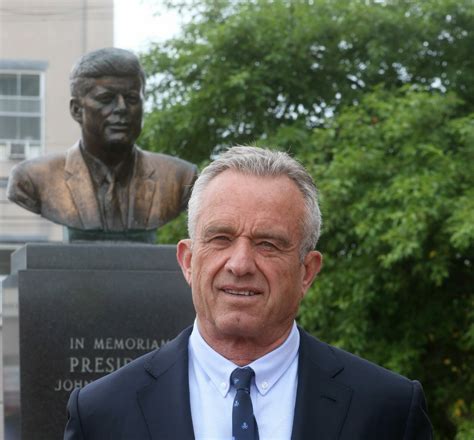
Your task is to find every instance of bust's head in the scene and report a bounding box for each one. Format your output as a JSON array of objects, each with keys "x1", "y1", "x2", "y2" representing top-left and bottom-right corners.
[
  {"x1": 70, "y1": 47, "x2": 146, "y2": 98},
  {"x1": 69, "y1": 48, "x2": 145, "y2": 161}
]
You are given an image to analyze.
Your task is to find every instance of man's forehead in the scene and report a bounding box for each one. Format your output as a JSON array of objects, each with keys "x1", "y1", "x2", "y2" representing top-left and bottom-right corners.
[
  {"x1": 196, "y1": 172, "x2": 305, "y2": 236},
  {"x1": 202, "y1": 170, "x2": 301, "y2": 203},
  {"x1": 207, "y1": 169, "x2": 294, "y2": 189},
  {"x1": 82, "y1": 75, "x2": 143, "y2": 93},
  {"x1": 90, "y1": 75, "x2": 142, "y2": 86}
]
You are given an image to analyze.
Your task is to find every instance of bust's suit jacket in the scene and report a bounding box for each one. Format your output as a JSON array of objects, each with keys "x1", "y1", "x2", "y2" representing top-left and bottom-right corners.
[
  {"x1": 7, "y1": 142, "x2": 197, "y2": 230},
  {"x1": 64, "y1": 326, "x2": 433, "y2": 439}
]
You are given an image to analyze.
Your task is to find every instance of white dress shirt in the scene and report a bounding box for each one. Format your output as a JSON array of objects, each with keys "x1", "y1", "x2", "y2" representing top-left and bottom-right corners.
[{"x1": 188, "y1": 322, "x2": 299, "y2": 440}]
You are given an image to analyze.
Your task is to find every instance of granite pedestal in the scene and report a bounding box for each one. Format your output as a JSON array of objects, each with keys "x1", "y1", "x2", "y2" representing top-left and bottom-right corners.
[{"x1": 1, "y1": 243, "x2": 194, "y2": 440}]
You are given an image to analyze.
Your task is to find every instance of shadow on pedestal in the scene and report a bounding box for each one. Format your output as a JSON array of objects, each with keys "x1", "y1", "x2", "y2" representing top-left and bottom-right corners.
[{"x1": 2, "y1": 243, "x2": 194, "y2": 440}]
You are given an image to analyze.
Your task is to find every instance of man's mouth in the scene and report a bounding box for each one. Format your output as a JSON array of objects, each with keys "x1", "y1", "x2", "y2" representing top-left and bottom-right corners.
[
  {"x1": 222, "y1": 288, "x2": 259, "y2": 297},
  {"x1": 108, "y1": 123, "x2": 129, "y2": 130}
]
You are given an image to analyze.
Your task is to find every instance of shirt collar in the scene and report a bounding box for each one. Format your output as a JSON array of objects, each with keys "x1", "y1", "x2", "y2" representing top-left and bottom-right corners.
[
  {"x1": 189, "y1": 321, "x2": 299, "y2": 398},
  {"x1": 80, "y1": 142, "x2": 136, "y2": 187}
]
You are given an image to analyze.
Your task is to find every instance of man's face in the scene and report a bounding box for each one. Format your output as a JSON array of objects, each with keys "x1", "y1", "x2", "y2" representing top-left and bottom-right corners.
[
  {"x1": 71, "y1": 75, "x2": 143, "y2": 155},
  {"x1": 177, "y1": 170, "x2": 322, "y2": 347}
]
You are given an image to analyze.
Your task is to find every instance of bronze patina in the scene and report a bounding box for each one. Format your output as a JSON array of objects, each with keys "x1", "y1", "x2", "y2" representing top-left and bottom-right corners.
[{"x1": 7, "y1": 48, "x2": 197, "y2": 242}]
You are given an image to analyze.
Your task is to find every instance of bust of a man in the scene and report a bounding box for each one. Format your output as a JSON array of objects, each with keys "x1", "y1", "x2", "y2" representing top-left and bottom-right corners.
[{"x1": 7, "y1": 48, "x2": 197, "y2": 242}]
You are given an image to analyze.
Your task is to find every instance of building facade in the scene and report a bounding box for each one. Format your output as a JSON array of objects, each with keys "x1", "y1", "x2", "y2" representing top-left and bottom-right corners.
[
  {"x1": 0, "y1": 0, "x2": 114, "y2": 273},
  {"x1": 0, "y1": 1, "x2": 113, "y2": 437}
]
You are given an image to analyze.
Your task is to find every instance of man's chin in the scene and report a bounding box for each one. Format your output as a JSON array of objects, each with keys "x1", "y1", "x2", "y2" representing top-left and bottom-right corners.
[
  {"x1": 215, "y1": 316, "x2": 262, "y2": 339},
  {"x1": 105, "y1": 139, "x2": 135, "y2": 153}
]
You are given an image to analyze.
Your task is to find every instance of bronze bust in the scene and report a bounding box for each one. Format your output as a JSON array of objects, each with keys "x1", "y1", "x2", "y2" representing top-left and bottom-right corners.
[{"x1": 7, "y1": 48, "x2": 197, "y2": 242}]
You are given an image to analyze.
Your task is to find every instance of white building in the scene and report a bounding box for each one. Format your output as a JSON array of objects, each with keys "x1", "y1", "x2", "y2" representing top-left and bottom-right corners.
[
  {"x1": 0, "y1": 0, "x2": 114, "y2": 274},
  {"x1": 1, "y1": 1, "x2": 113, "y2": 437}
]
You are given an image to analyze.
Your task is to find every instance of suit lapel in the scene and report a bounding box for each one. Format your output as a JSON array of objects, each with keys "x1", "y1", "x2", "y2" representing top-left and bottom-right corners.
[
  {"x1": 137, "y1": 327, "x2": 195, "y2": 440},
  {"x1": 291, "y1": 328, "x2": 353, "y2": 440},
  {"x1": 64, "y1": 143, "x2": 102, "y2": 230},
  {"x1": 128, "y1": 148, "x2": 157, "y2": 229},
  {"x1": 136, "y1": 326, "x2": 352, "y2": 440}
]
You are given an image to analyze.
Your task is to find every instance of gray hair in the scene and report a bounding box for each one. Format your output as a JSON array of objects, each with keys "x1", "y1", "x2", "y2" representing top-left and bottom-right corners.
[
  {"x1": 188, "y1": 146, "x2": 322, "y2": 257},
  {"x1": 70, "y1": 47, "x2": 146, "y2": 97}
]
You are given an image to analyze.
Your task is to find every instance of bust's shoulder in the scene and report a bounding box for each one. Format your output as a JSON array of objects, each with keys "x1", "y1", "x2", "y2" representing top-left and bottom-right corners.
[
  {"x1": 7, "y1": 151, "x2": 68, "y2": 213},
  {"x1": 10, "y1": 152, "x2": 66, "y2": 178},
  {"x1": 136, "y1": 148, "x2": 197, "y2": 171}
]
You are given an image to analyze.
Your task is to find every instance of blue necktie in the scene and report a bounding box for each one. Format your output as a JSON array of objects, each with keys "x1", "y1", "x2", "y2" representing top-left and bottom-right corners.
[{"x1": 231, "y1": 367, "x2": 259, "y2": 440}]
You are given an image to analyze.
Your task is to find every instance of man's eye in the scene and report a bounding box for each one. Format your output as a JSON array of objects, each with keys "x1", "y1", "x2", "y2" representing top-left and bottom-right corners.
[
  {"x1": 257, "y1": 241, "x2": 277, "y2": 250},
  {"x1": 126, "y1": 96, "x2": 140, "y2": 104},
  {"x1": 96, "y1": 95, "x2": 113, "y2": 103},
  {"x1": 206, "y1": 236, "x2": 232, "y2": 246},
  {"x1": 212, "y1": 236, "x2": 231, "y2": 242}
]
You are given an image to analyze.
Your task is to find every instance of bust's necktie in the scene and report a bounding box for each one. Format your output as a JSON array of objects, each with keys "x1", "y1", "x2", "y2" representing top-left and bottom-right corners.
[
  {"x1": 103, "y1": 173, "x2": 123, "y2": 231},
  {"x1": 231, "y1": 367, "x2": 259, "y2": 440}
]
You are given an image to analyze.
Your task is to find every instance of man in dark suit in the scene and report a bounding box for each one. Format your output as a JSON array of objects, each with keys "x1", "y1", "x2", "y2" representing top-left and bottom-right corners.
[
  {"x1": 64, "y1": 146, "x2": 433, "y2": 439},
  {"x1": 7, "y1": 48, "x2": 196, "y2": 240}
]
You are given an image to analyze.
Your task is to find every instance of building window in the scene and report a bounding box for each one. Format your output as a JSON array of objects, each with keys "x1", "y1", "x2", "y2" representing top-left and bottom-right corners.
[{"x1": 0, "y1": 71, "x2": 44, "y2": 160}]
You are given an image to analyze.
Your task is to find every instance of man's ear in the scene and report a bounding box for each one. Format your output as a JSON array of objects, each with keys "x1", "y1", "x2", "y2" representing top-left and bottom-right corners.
[
  {"x1": 69, "y1": 98, "x2": 83, "y2": 124},
  {"x1": 177, "y1": 239, "x2": 193, "y2": 286},
  {"x1": 301, "y1": 251, "x2": 323, "y2": 297}
]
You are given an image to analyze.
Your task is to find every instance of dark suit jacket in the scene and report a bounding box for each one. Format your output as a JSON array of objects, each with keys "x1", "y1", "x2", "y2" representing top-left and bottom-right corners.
[
  {"x1": 64, "y1": 326, "x2": 432, "y2": 439},
  {"x1": 7, "y1": 143, "x2": 197, "y2": 230}
]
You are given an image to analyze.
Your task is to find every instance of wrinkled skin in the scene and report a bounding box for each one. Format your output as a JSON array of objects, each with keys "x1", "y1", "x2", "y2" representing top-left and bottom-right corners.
[{"x1": 177, "y1": 170, "x2": 322, "y2": 364}]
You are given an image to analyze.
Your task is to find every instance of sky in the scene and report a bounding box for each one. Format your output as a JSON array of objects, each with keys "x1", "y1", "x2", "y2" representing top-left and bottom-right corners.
[{"x1": 114, "y1": 0, "x2": 182, "y2": 52}]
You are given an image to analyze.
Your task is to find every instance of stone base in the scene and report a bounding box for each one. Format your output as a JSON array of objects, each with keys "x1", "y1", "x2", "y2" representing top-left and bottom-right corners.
[{"x1": 2, "y1": 243, "x2": 194, "y2": 440}]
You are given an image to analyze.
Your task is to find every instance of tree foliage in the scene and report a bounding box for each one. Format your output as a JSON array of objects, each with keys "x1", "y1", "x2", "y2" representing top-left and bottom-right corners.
[
  {"x1": 297, "y1": 87, "x2": 473, "y2": 439},
  {"x1": 144, "y1": 1, "x2": 474, "y2": 438},
  {"x1": 140, "y1": 0, "x2": 474, "y2": 163}
]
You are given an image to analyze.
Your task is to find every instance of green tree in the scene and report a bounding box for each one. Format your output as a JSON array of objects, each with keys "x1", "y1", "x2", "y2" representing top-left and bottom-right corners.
[
  {"x1": 157, "y1": 86, "x2": 474, "y2": 438},
  {"x1": 140, "y1": 0, "x2": 474, "y2": 163},
  {"x1": 144, "y1": 1, "x2": 474, "y2": 437},
  {"x1": 297, "y1": 87, "x2": 474, "y2": 439}
]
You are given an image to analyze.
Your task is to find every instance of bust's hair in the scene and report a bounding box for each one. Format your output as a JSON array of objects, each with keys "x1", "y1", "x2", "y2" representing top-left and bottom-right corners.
[
  {"x1": 187, "y1": 146, "x2": 322, "y2": 257},
  {"x1": 69, "y1": 47, "x2": 146, "y2": 97}
]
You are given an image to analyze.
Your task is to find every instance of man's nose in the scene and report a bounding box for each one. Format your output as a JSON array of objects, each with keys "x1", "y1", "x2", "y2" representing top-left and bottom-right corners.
[
  {"x1": 113, "y1": 95, "x2": 127, "y2": 113},
  {"x1": 224, "y1": 239, "x2": 256, "y2": 277}
]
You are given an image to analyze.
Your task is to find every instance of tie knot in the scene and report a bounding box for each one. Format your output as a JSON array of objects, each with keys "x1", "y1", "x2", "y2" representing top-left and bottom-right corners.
[
  {"x1": 231, "y1": 367, "x2": 254, "y2": 392},
  {"x1": 105, "y1": 171, "x2": 114, "y2": 185}
]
